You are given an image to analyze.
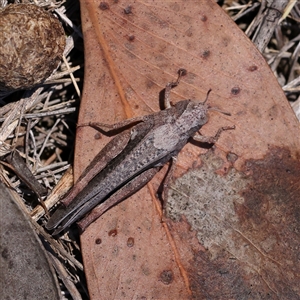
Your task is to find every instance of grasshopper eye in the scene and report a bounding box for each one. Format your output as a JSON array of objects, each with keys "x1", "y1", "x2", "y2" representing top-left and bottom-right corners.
[{"x1": 188, "y1": 101, "x2": 200, "y2": 110}]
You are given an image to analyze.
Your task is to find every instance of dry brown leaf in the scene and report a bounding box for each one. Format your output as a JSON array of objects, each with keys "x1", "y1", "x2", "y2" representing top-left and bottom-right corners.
[
  {"x1": 75, "y1": 0, "x2": 300, "y2": 298},
  {"x1": 0, "y1": 182, "x2": 60, "y2": 299}
]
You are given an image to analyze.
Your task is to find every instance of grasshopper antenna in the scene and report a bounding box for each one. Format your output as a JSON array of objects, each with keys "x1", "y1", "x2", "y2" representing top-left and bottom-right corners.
[
  {"x1": 203, "y1": 88, "x2": 212, "y2": 104},
  {"x1": 205, "y1": 89, "x2": 231, "y2": 116}
]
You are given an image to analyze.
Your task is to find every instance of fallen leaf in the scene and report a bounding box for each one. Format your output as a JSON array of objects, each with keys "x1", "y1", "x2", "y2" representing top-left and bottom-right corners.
[
  {"x1": 75, "y1": 0, "x2": 300, "y2": 298},
  {"x1": 0, "y1": 182, "x2": 60, "y2": 300}
]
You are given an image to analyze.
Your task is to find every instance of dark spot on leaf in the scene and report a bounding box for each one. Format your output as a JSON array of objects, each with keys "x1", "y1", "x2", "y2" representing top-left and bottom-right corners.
[
  {"x1": 142, "y1": 266, "x2": 151, "y2": 276},
  {"x1": 99, "y1": 2, "x2": 109, "y2": 10},
  {"x1": 127, "y1": 237, "x2": 134, "y2": 247},
  {"x1": 185, "y1": 27, "x2": 193, "y2": 37},
  {"x1": 178, "y1": 68, "x2": 187, "y2": 76},
  {"x1": 222, "y1": 37, "x2": 230, "y2": 47},
  {"x1": 94, "y1": 132, "x2": 101, "y2": 140},
  {"x1": 248, "y1": 65, "x2": 258, "y2": 72},
  {"x1": 146, "y1": 79, "x2": 154, "y2": 89},
  {"x1": 124, "y1": 5, "x2": 132, "y2": 14},
  {"x1": 108, "y1": 229, "x2": 118, "y2": 237},
  {"x1": 201, "y1": 15, "x2": 207, "y2": 22},
  {"x1": 231, "y1": 87, "x2": 240, "y2": 95},
  {"x1": 95, "y1": 238, "x2": 102, "y2": 244},
  {"x1": 128, "y1": 34, "x2": 135, "y2": 41},
  {"x1": 201, "y1": 49, "x2": 210, "y2": 59},
  {"x1": 159, "y1": 270, "x2": 174, "y2": 285},
  {"x1": 219, "y1": 269, "x2": 229, "y2": 275}
]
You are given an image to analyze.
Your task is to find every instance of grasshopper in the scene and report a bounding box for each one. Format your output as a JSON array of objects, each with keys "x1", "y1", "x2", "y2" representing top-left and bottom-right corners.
[{"x1": 46, "y1": 70, "x2": 234, "y2": 235}]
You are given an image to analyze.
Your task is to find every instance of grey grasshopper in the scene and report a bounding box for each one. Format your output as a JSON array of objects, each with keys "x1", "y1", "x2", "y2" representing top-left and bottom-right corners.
[{"x1": 46, "y1": 70, "x2": 234, "y2": 235}]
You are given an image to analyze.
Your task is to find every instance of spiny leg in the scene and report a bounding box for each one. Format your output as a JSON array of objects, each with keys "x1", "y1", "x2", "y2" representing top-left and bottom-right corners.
[
  {"x1": 79, "y1": 69, "x2": 187, "y2": 131},
  {"x1": 193, "y1": 125, "x2": 235, "y2": 144},
  {"x1": 162, "y1": 156, "x2": 177, "y2": 210},
  {"x1": 77, "y1": 115, "x2": 145, "y2": 134},
  {"x1": 164, "y1": 68, "x2": 187, "y2": 109}
]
